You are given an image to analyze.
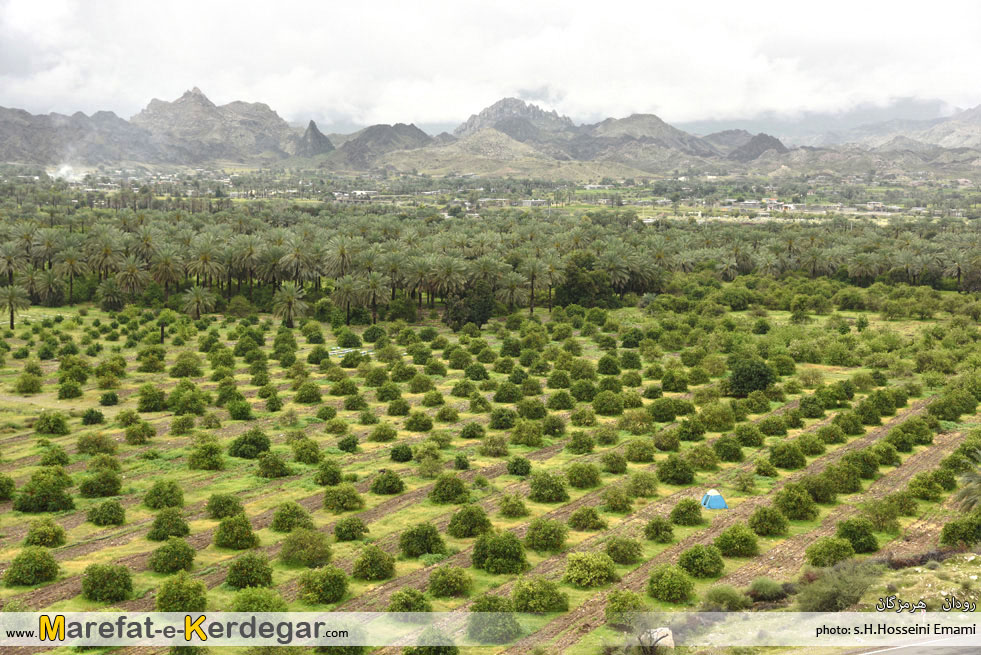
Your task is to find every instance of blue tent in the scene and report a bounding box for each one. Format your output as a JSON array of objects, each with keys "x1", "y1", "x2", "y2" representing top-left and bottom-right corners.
[{"x1": 701, "y1": 489, "x2": 728, "y2": 510}]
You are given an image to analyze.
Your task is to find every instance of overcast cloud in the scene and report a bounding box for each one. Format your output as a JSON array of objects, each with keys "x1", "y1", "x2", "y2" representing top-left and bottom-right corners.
[{"x1": 1, "y1": 0, "x2": 979, "y2": 129}]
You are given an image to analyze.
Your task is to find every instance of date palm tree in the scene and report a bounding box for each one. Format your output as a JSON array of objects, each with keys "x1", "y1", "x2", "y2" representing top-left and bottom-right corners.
[
  {"x1": 0, "y1": 242, "x2": 25, "y2": 285},
  {"x1": 36, "y1": 269, "x2": 64, "y2": 305},
  {"x1": 115, "y1": 255, "x2": 151, "y2": 297},
  {"x1": 954, "y1": 451, "x2": 981, "y2": 512},
  {"x1": 519, "y1": 257, "x2": 545, "y2": 315},
  {"x1": 0, "y1": 283, "x2": 30, "y2": 329},
  {"x1": 541, "y1": 254, "x2": 565, "y2": 312},
  {"x1": 497, "y1": 270, "x2": 529, "y2": 311},
  {"x1": 181, "y1": 285, "x2": 216, "y2": 320},
  {"x1": 186, "y1": 237, "x2": 225, "y2": 287},
  {"x1": 272, "y1": 281, "x2": 308, "y2": 329},
  {"x1": 363, "y1": 271, "x2": 390, "y2": 324},
  {"x1": 332, "y1": 275, "x2": 363, "y2": 326},
  {"x1": 324, "y1": 236, "x2": 361, "y2": 278},
  {"x1": 56, "y1": 246, "x2": 88, "y2": 304},
  {"x1": 150, "y1": 246, "x2": 183, "y2": 300},
  {"x1": 232, "y1": 234, "x2": 262, "y2": 299}
]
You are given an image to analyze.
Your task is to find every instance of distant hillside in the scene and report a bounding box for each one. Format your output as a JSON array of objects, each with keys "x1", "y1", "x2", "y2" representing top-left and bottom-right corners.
[
  {"x1": 338, "y1": 123, "x2": 432, "y2": 169},
  {"x1": 130, "y1": 87, "x2": 307, "y2": 160},
  {"x1": 727, "y1": 133, "x2": 789, "y2": 162},
  {"x1": 454, "y1": 97, "x2": 577, "y2": 139},
  {"x1": 702, "y1": 129, "x2": 754, "y2": 154},
  {"x1": 0, "y1": 89, "x2": 978, "y2": 178}
]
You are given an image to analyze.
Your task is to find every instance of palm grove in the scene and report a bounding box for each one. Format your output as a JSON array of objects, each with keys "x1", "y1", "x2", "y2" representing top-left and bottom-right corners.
[{"x1": 3, "y1": 200, "x2": 981, "y2": 334}]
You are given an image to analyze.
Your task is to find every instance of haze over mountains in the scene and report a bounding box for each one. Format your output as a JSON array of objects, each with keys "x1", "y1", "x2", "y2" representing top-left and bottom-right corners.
[{"x1": 1, "y1": 88, "x2": 979, "y2": 178}]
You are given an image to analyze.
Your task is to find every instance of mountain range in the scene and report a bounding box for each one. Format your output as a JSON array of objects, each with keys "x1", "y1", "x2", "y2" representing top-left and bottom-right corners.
[{"x1": 1, "y1": 89, "x2": 979, "y2": 179}]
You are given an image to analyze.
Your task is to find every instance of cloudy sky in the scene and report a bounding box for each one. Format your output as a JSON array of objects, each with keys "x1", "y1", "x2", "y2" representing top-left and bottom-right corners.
[{"x1": 1, "y1": 0, "x2": 979, "y2": 131}]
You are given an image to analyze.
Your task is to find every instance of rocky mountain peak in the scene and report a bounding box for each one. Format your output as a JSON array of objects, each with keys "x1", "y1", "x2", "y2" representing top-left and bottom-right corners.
[
  {"x1": 727, "y1": 133, "x2": 789, "y2": 162},
  {"x1": 454, "y1": 97, "x2": 576, "y2": 138},
  {"x1": 296, "y1": 119, "x2": 335, "y2": 157}
]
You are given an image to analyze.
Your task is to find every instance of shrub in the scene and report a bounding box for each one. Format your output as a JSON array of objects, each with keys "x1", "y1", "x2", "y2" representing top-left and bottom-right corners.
[
  {"x1": 757, "y1": 415, "x2": 788, "y2": 436},
  {"x1": 528, "y1": 470, "x2": 569, "y2": 503},
  {"x1": 14, "y1": 467, "x2": 74, "y2": 513},
  {"x1": 88, "y1": 499, "x2": 126, "y2": 526},
  {"x1": 467, "y1": 595, "x2": 521, "y2": 644},
  {"x1": 748, "y1": 505, "x2": 789, "y2": 536},
  {"x1": 323, "y1": 484, "x2": 365, "y2": 513},
  {"x1": 774, "y1": 483, "x2": 819, "y2": 520},
  {"x1": 4, "y1": 547, "x2": 59, "y2": 586},
  {"x1": 352, "y1": 545, "x2": 395, "y2": 580},
  {"x1": 149, "y1": 537, "x2": 196, "y2": 573},
  {"x1": 647, "y1": 564, "x2": 694, "y2": 603},
  {"x1": 670, "y1": 498, "x2": 704, "y2": 525},
  {"x1": 473, "y1": 531, "x2": 528, "y2": 574},
  {"x1": 429, "y1": 474, "x2": 469, "y2": 504},
  {"x1": 498, "y1": 494, "x2": 528, "y2": 518},
  {"x1": 205, "y1": 493, "x2": 243, "y2": 519},
  {"x1": 399, "y1": 523, "x2": 446, "y2": 558},
  {"x1": 145, "y1": 480, "x2": 183, "y2": 509},
  {"x1": 747, "y1": 576, "x2": 787, "y2": 602},
  {"x1": 770, "y1": 442, "x2": 806, "y2": 469},
  {"x1": 567, "y1": 430, "x2": 596, "y2": 454},
  {"x1": 281, "y1": 529, "x2": 333, "y2": 568},
  {"x1": 148, "y1": 508, "x2": 190, "y2": 541},
  {"x1": 405, "y1": 410, "x2": 434, "y2": 432},
  {"x1": 606, "y1": 536, "x2": 643, "y2": 564},
  {"x1": 35, "y1": 411, "x2": 70, "y2": 435},
  {"x1": 81, "y1": 408, "x2": 105, "y2": 425},
  {"x1": 601, "y1": 451, "x2": 628, "y2": 474},
  {"x1": 271, "y1": 501, "x2": 314, "y2": 532},
  {"x1": 678, "y1": 544, "x2": 725, "y2": 578},
  {"x1": 796, "y1": 561, "x2": 877, "y2": 611},
  {"x1": 566, "y1": 462, "x2": 601, "y2": 489},
  {"x1": 605, "y1": 589, "x2": 647, "y2": 628},
  {"x1": 214, "y1": 513, "x2": 259, "y2": 549},
  {"x1": 155, "y1": 571, "x2": 207, "y2": 612},
  {"x1": 24, "y1": 517, "x2": 67, "y2": 547},
  {"x1": 506, "y1": 456, "x2": 532, "y2": 477},
  {"x1": 593, "y1": 390, "x2": 624, "y2": 416},
  {"x1": 511, "y1": 576, "x2": 569, "y2": 613},
  {"x1": 658, "y1": 454, "x2": 695, "y2": 485},
  {"x1": 388, "y1": 587, "x2": 432, "y2": 614},
  {"x1": 805, "y1": 537, "x2": 855, "y2": 567},
  {"x1": 701, "y1": 584, "x2": 751, "y2": 611},
  {"x1": 627, "y1": 471, "x2": 659, "y2": 498},
  {"x1": 836, "y1": 518, "x2": 879, "y2": 553},
  {"x1": 0, "y1": 473, "x2": 15, "y2": 501},
  {"x1": 624, "y1": 438, "x2": 654, "y2": 462},
  {"x1": 428, "y1": 565, "x2": 473, "y2": 597},
  {"x1": 227, "y1": 399, "x2": 253, "y2": 420},
  {"x1": 447, "y1": 505, "x2": 492, "y2": 538},
  {"x1": 228, "y1": 428, "x2": 270, "y2": 459},
  {"x1": 713, "y1": 523, "x2": 759, "y2": 557},
  {"x1": 644, "y1": 517, "x2": 675, "y2": 543},
  {"x1": 76, "y1": 432, "x2": 116, "y2": 455},
  {"x1": 315, "y1": 459, "x2": 343, "y2": 486},
  {"x1": 370, "y1": 469, "x2": 406, "y2": 495},
  {"x1": 563, "y1": 552, "x2": 619, "y2": 588},
  {"x1": 82, "y1": 563, "x2": 132, "y2": 602},
  {"x1": 525, "y1": 518, "x2": 568, "y2": 552},
  {"x1": 569, "y1": 506, "x2": 607, "y2": 531},
  {"x1": 124, "y1": 420, "x2": 155, "y2": 445},
  {"x1": 334, "y1": 516, "x2": 369, "y2": 542},
  {"x1": 233, "y1": 587, "x2": 289, "y2": 612}
]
